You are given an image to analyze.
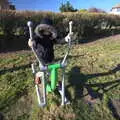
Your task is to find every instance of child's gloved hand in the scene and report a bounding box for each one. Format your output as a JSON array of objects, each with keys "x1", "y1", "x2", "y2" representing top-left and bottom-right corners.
[
  {"x1": 65, "y1": 33, "x2": 73, "y2": 42},
  {"x1": 28, "y1": 39, "x2": 36, "y2": 47}
]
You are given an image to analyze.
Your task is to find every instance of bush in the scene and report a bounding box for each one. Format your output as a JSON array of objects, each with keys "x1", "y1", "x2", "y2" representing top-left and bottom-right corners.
[
  {"x1": 0, "y1": 10, "x2": 22, "y2": 36},
  {"x1": 0, "y1": 10, "x2": 120, "y2": 42}
]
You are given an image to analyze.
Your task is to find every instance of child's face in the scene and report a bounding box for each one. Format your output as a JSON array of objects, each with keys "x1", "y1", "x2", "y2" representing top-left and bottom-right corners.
[{"x1": 40, "y1": 30, "x2": 51, "y2": 36}]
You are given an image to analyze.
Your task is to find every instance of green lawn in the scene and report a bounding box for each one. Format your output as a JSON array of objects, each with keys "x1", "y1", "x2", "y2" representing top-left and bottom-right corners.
[{"x1": 1, "y1": 35, "x2": 120, "y2": 120}]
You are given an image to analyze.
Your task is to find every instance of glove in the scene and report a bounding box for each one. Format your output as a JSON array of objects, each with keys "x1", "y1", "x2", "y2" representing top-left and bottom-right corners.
[
  {"x1": 28, "y1": 39, "x2": 36, "y2": 47},
  {"x1": 65, "y1": 32, "x2": 73, "y2": 42}
]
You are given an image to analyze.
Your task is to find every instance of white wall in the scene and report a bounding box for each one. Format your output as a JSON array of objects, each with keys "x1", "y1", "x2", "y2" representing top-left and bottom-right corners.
[{"x1": 109, "y1": 8, "x2": 120, "y2": 15}]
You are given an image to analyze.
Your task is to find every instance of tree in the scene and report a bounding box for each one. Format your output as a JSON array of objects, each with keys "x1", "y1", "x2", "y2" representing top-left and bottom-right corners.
[
  {"x1": 79, "y1": 9, "x2": 87, "y2": 12},
  {"x1": 0, "y1": 0, "x2": 15, "y2": 10},
  {"x1": 0, "y1": 0, "x2": 9, "y2": 9},
  {"x1": 9, "y1": 4, "x2": 15, "y2": 10},
  {"x1": 59, "y1": 1, "x2": 77, "y2": 12}
]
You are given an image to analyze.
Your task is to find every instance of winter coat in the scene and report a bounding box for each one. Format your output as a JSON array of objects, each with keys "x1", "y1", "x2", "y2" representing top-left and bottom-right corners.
[{"x1": 33, "y1": 35, "x2": 65, "y2": 64}]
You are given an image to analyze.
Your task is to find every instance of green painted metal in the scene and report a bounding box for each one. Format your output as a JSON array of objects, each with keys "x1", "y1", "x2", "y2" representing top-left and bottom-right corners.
[{"x1": 46, "y1": 63, "x2": 61, "y2": 92}]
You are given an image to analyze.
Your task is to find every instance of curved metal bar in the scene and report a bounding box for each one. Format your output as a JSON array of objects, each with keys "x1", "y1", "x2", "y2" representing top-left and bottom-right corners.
[
  {"x1": 61, "y1": 21, "x2": 73, "y2": 65},
  {"x1": 27, "y1": 21, "x2": 47, "y2": 107}
]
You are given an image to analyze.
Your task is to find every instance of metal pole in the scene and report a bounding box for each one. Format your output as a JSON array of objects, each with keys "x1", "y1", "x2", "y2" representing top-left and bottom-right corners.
[
  {"x1": 35, "y1": 84, "x2": 42, "y2": 105},
  {"x1": 27, "y1": 21, "x2": 46, "y2": 107},
  {"x1": 61, "y1": 68, "x2": 65, "y2": 106},
  {"x1": 42, "y1": 72, "x2": 46, "y2": 106}
]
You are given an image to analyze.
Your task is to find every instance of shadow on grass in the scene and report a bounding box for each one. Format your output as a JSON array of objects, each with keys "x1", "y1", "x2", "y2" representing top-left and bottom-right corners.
[
  {"x1": 108, "y1": 99, "x2": 120, "y2": 120},
  {"x1": 67, "y1": 64, "x2": 120, "y2": 101},
  {"x1": 0, "y1": 63, "x2": 31, "y2": 75},
  {"x1": 0, "y1": 65, "x2": 33, "y2": 113},
  {"x1": 0, "y1": 35, "x2": 29, "y2": 53},
  {"x1": 0, "y1": 87, "x2": 28, "y2": 112},
  {"x1": 78, "y1": 29, "x2": 120, "y2": 44},
  {"x1": 0, "y1": 54, "x2": 83, "y2": 75},
  {"x1": 0, "y1": 113, "x2": 4, "y2": 120},
  {"x1": 1, "y1": 28, "x2": 120, "y2": 53}
]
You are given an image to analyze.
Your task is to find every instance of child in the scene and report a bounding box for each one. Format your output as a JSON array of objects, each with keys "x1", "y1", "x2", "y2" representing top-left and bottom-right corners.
[{"x1": 28, "y1": 18, "x2": 71, "y2": 65}]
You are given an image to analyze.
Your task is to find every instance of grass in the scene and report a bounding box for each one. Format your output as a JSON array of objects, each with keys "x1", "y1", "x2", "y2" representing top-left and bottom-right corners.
[{"x1": 1, "y1": 35, "x2": 120, "y2": 120}]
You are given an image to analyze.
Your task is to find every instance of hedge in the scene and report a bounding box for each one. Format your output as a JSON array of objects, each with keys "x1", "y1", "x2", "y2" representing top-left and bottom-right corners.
[{"x1": 1, "y1": 10, "x2": 120, "y2": 42}]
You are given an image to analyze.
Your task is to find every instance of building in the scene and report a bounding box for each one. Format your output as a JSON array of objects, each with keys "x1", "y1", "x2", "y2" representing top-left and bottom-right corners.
[
  {"x1": 109, "y1": 4, "x2": 120, "y2": 15},
  {"x1": 0, "y1": 0, "x2": 15, "y2": 10}
]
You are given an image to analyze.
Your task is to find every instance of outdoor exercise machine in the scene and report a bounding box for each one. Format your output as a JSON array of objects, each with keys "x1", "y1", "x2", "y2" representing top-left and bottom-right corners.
[{"x1": 27, "y1": 20, "x2": 73, "y2": 107}]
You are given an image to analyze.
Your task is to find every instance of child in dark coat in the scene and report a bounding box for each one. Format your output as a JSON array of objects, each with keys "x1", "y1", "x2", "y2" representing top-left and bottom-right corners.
[{"x1": 28, "y1": 18, "x2": 71, "y2": 65}]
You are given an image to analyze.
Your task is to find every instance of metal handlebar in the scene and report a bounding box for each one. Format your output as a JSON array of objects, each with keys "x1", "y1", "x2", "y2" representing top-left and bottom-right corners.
[
  {"x1": 69, "y1": 21, "x2": 73, "y2": 46},
  {"x1": 27, "y1": 21, "x2": 44, "y2": 67},
  {"x1": 61, "y1": 21, "x2": 73, "y2": 65},
  {"x1": 27, "y1": 21, "x2": 33, "y2": 40}
]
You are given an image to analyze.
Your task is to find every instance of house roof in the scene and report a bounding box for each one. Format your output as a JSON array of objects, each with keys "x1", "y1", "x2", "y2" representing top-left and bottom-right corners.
[{"x1": 112, "y1": 4, "x2": 120, "y2": 9}]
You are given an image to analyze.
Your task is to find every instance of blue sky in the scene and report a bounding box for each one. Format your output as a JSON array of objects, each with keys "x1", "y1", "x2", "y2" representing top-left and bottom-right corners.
[{"x1": 10, "y1": 0, "x2": 120, "y2": 12}]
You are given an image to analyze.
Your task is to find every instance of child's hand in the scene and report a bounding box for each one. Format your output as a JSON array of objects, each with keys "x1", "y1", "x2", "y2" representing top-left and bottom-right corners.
[
  {"x1": 28, "y1": 39, "x2": 36, "y2": 47},
  {"x1": 65, "y1": 33, "x2": 73, "y2": 42}
]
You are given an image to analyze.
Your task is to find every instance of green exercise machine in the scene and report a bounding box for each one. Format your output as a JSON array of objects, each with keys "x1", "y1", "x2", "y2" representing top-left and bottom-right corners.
[{"x1": 27, "y1": 20, "x2": 73, "y2": 107}]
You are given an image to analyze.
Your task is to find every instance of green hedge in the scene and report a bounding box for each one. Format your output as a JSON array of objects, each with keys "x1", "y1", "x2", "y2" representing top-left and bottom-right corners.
[{"x1": 1, "y1": 10, "x2": 120, "y2": 41}]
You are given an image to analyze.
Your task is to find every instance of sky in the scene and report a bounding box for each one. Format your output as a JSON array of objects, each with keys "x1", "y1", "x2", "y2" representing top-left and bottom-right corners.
[{"x1": 10, "y1": 0, "x2": 120, "y2": 12}]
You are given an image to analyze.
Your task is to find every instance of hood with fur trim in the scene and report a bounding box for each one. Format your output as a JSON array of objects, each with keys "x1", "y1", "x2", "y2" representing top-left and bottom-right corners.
[{"x1": 34, "y1": 24, "x2": 57, "y2": 39}]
